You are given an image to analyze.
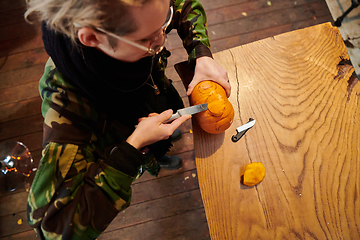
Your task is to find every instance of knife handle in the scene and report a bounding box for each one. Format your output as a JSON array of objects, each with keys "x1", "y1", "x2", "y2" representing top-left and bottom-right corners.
[
  {"x1": 163, "y1": 112, "x2": 181, "y2": 124},
  {"x1": 232, "y1": 129, "x2": 249, "y2": 142},
  {"x1": 232, "y1": 118, "x2": 255, "y2": 142}
]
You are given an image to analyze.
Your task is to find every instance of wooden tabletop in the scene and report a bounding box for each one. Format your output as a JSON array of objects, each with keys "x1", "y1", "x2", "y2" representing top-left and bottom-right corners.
[{"x1": 192, "y1": 22, "x2": 360, "y2": 239}]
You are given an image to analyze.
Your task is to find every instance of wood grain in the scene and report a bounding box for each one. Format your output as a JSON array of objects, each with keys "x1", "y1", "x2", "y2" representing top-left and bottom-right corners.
[{"x1": 193, "y1": 22, "x2": 360, "y2": 239}]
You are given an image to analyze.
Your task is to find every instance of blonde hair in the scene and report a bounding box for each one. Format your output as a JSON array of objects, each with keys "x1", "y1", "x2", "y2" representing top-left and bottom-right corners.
[{"x1": 25, "y1": 0, "x2": 149, "y2": 45}]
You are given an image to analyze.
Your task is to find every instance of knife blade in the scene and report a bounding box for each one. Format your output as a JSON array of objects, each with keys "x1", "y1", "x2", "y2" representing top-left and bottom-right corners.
[
  {"x1": 163, "y1": 103, "x2": 208, "y2": 123},
  {"x1": 232, "y1": 118, "x2": 256, "y2": 142}
]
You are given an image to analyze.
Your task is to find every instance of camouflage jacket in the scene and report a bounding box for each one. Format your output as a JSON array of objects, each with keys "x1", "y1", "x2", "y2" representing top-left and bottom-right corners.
[{"x1": 27, "y1": 0, "x2": 212, "y2": 239}]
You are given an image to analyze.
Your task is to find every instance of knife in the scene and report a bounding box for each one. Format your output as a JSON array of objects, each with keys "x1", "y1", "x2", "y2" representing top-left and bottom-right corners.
[
  {"x1": 232, "y1": 118, "x2": 256, "y2": 142},
  {"x1": 163, "y1": 103, "x2": 208, "y2": 123}
]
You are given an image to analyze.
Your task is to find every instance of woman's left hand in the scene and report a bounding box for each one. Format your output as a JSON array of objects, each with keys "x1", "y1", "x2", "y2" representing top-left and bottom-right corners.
[{"x1": 187, "y1": 56, "x2": 231, "y2": 97}]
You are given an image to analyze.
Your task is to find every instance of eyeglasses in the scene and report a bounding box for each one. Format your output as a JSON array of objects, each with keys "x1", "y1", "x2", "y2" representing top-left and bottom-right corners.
[{"x1": 96, "y1": 6, "x2": 173, "y2": 56}]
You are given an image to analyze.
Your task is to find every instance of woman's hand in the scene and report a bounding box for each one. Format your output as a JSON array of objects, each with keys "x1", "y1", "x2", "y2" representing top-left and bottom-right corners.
[
  {"x1": 187, "y1": 56, "x2": 231, "y2": 97},
  {"x1": 126, "y1": 109, "x2": 191, "y2": 150}
]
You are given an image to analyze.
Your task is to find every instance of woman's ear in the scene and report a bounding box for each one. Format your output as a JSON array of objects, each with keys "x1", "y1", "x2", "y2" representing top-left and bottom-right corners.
[{"x1": 77, "y1": 27, "x2": 103, "y2": 47}]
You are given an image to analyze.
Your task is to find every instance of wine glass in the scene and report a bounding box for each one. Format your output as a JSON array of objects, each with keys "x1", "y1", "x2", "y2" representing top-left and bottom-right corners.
[{"x1": 0, "y1": 141, "x2": 33, "y2": 192}]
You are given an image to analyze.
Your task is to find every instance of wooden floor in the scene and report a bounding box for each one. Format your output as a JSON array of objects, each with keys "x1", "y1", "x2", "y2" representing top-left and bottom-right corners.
[{"x1": 0, "y1": 0, "x2": 333, "y2": 239}]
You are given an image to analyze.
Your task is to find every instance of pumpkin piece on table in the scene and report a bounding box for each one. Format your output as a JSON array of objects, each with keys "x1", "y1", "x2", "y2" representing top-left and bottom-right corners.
[
  {"x1": 190, "y1": 80, "x2": 234, "y2": 134},
  {"x1": 242, "y1": 162, "x2": 266, "y2": 186}
]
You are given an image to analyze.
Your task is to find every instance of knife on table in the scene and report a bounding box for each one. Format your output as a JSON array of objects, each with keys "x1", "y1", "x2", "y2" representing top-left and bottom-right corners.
[
  {"x1": 163, "y1": 103, "x2": 208, "y2": 124},
  {"x1": 232, "y1": 118, "x2": 256, "y2": 142}
]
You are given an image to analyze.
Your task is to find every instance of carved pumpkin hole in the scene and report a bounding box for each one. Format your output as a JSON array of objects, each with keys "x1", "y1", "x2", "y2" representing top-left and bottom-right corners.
[
  {"x1": 197, "y1": 81, "x2": 217, "y2": 94},
  {"x1": 207, "y1": 95, "x2": 226, "y2": 117},
  {"x1": 215, "y1": 118, "x2": 232, "y2": 131}
]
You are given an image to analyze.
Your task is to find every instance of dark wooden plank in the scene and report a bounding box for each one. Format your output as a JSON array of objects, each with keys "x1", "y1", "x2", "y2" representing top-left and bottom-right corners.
[
  {"x1": 0, "y1": 148, "x2": 41, "y2": 199},
  {"x1": 0, "y1": 192, "x2": 28, "y2": 217},
  {"x1": 0, "y1": 114, "x2": 43, "y2": 141},
  {"x1": 99, "y1": 208, "x2": 210, "y2": 240},
  {"x1": 0, "y1": 23, "x2": 42, "y2": 58},
  {"x1": 7, "y1": 131, "x2": 44, "y2": 153},
  {"x1": 0, "y1": 98, "x2": 42, "y2": 123},
  {"x1": 0, "y1": 0, "x2": 27, "y2": 13},
  {"x1": 0, "y1": 64, "x2": 44, "y2": 90},
  {"x1": 0, "y1": 48, "x2": 48, "y2": 74},
  {"x1": 1, "y1": 0, "x2": 247, "y2": 43},
  {"x1": 0, "y1": 211, "x2": 30, "y2": 238},
  {"x1": 167, "y1": 19, "x2": 333, "y2": 68},
  {"x1": 0, "y1": 21, "x2": 38, "y2": 43},
  {"x1": 176, "y1": 115, "x2": 192, "y2": 132},
  {"x1": 104, "y1": 189, "x2": 204, "y2": 232},
  {"x1": 0, "y1": 1, "x2": 331, "y2": 72},
  {"x1": 0, "y1": 169, "x2": 200, "y2": 237},
  {"x1": 0, "y1": 152, "x2": 197, "y2": 214},
  {"x1": 132, "y1": 169, "x2": 199, "y2": 204},
  {"x1": 1, "y1": 143, "x2": 193, "y2": 197},
  {"x1": 133, "y1": 150, "x2": 196, "y2": 183},
  {"x1": 0, "y1": 81, "x2": 39, "y2": 107},
  {"x1": 0, "y1": 5, "x2": 28, "y2": 27},
  {"x1": 172, "y1": 80, "x2": 187, "y2": 97},
  {"x1": 205, "y1": 0, "x2": 326, "y2": 25},
  {"x1": 166, "y1": 0, "x2": 331, "y2": 49},
  {"x1": 0, "y1": 230, "x2": 37, "y2": 240},
  {"x1": 200, "y1": 0, "x2": 249, "y2": 11},
  {"x1": 210, "y1": 15, "x2": 333, "y2": 53},
  {"x1": 0, "y1": 0, "x2": 249, "y2": 55},
  {"x1": 208, "y1": 0, "x2": 332, "y2": 41},
  {"x1": 167, "y1": 132, "x2": 194, "y2": 155},
  {"x1": 0, "y1": 0, "x2": 329, "y2": 57}
]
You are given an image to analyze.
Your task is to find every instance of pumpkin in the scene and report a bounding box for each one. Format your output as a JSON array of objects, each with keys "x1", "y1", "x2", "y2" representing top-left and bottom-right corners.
[
  {"x1": 190, "y1": 80, "x2": 234, "y2": 134},
  {"x1": 242, "y1": 162, "x2": 266, "y2": 186}
]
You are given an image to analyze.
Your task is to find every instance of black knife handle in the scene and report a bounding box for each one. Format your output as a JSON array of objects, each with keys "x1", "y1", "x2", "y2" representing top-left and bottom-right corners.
[
  {"x1": 232, "y1": 129, "x2": 248, "y2": 142},
  {"x1": 231, "y1": 118, "x2": 254, "y2": 142}
]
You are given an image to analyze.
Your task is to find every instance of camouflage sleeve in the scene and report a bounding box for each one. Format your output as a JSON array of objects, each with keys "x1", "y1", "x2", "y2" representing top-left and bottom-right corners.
[
  {"x1": 172, "y1": 0, "x2": 213, "y2": 66},
  {"x1": 27, "y1": 58, "x2": 146, "y2": 239},
  {"x1": 27, "y1": 142, "x2": 133, "y2": 239}
]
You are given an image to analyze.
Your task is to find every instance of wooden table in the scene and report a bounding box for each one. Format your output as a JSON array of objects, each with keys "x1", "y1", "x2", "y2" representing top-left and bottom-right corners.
[{"x1": 193, "y1": 22, "x2": 360, "y2": 239}]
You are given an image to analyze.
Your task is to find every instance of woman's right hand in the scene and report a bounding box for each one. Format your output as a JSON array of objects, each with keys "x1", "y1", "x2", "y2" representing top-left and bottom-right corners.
[{"x1": 126, "y1": 109, "x2": 191, "y2": 150}]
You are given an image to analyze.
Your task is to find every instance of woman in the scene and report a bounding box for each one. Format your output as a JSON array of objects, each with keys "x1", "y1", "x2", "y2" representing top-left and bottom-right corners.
[{"x1": 25, "y1": 0, "x2": 230, "y2": 238}]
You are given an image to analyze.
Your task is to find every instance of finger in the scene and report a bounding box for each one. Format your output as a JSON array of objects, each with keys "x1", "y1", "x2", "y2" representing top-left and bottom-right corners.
[
  {"x1": 213, "y1": 76, "x2": 231, "y2": 98},
  {"x1": 170, "y1": 115, "x2": 192, "y2": 130},
  {"x1": 222, "y1": 80, "x2": 232, "y2": 98},
  {"x1": 148, "y1": 113, "x2": 159, "y2": 117},
  {"x1": 190, "y1": 78, "x2": 231, "y2": 98},
  {"x1": 158, "y1": 109, "x2": 174, "y2": 122},
  {"x1": 186, "y1": 83, "x2": 195, "y2": 96},
  {"x1": 186, "y1": 78, "x2": 201, "y2": 96},
  {"x1": 222, "y1": 71, "x2": 232, "y2": 97},
  {"x1": 138, "y1": 117, "x2": 147, "y2": 123}
]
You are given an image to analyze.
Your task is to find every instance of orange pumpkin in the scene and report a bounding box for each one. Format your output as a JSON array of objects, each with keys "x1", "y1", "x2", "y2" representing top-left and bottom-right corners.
[
  {"x1": 190, "y1": 80, "x2": 234, "y2": 134},
  {"x1": 242, "y1": 162, "x2": 266, "y2": 186}
]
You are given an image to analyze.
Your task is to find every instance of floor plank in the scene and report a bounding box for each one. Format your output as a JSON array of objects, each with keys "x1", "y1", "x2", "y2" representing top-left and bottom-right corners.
[
  {"x1": 0, "y1": 114, "x2": 43, "y2": 141},
  {"x1": 104, "y1": 189, "x2": 204, "y2": 232},
  {"x1": 166, "y1": 0, "x2": 333, "y2": 67},
  {"x1": 0, "y1": 211, "x2": 30, "y2": 238},
  {"x1": 0, "y1": 230, "x2": 38, "y2": 240},
  {"x1": 0, "y1": 64, "x2": 45, "y2": 90},
  {"x1": 0, "y1": 158, "x2": 200, "y2": 237},
  {"x1": 0, "y1": 98, "x2": 42, "y2": 123},
  {"x1": 0, "y1": 151, "x2": 197, "y2": 217},
  {"x1": 98, "y1": 208, "x2": 210, "y2": 240},
  {"x1": 0, "y1": 48, "x2": 48, "y2": 73}
]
